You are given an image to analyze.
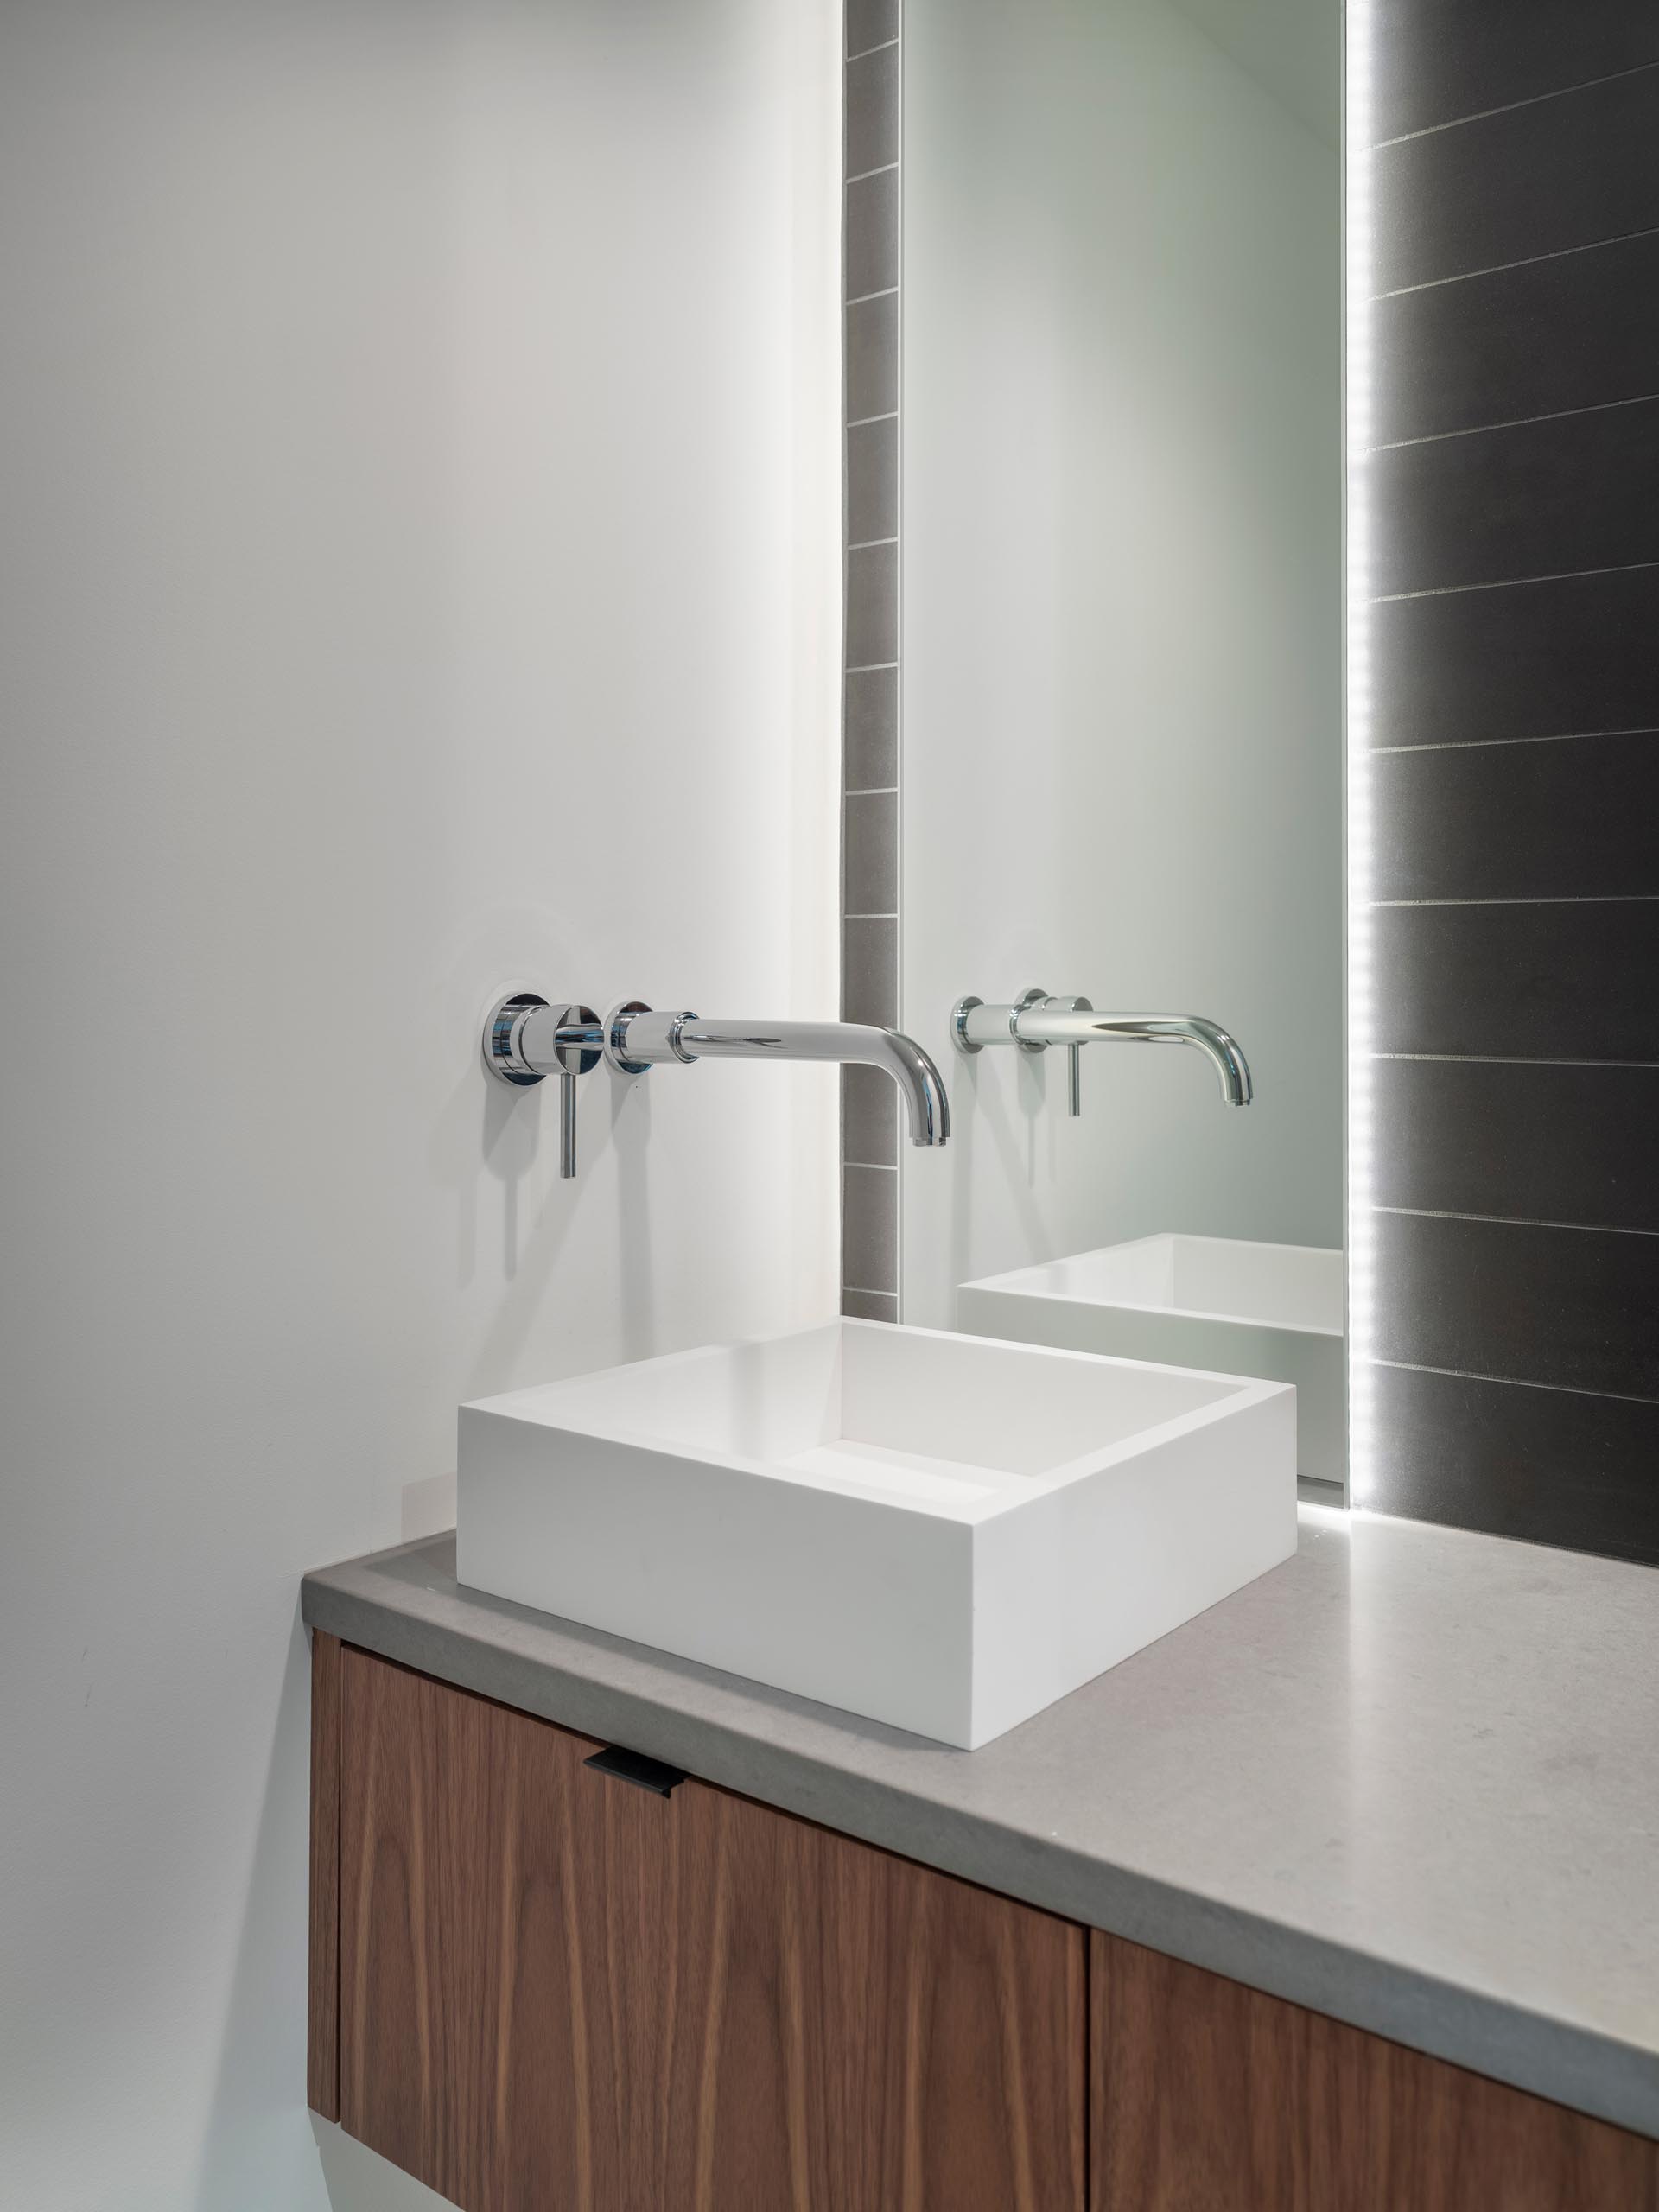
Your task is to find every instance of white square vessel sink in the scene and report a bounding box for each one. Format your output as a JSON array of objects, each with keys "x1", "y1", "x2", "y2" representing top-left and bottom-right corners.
[
  {"x1": 960, "y1": 1236, "x2": 1344, "y2": 1486},
  {"x1": 457, "y1": 1319, "x2": 1295, "y2": 1749}
]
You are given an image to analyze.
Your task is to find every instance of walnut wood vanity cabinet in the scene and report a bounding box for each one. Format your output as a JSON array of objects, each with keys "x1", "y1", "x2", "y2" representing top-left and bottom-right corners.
[{"x1": 308, "y1": 1635, "x2": 1659, "y2": 2212}]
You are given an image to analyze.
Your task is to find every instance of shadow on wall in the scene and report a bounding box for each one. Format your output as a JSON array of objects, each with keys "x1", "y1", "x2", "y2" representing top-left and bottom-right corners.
[
  {"x1": 189, "y1": 1607, "x2": 316, "y2": 2211},
  {"x1": 189, "y1": 1607, "x2": 454, "y2": 2212},
  {"x1": 612, "y1": 1074, "x2": 657, "y2": 1364},
  {"x1": 313, "y1": 2120, "x2": 453, "y2": 2210}
]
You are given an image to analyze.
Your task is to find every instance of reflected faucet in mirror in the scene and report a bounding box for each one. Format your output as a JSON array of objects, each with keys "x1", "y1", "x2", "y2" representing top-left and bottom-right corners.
[
  {"x1": 950, "y1": 990, "x2": 1252, "y2": 1113},
  {"x1": 485, "y1": 991, "x2": 950, "y2": 1171}
]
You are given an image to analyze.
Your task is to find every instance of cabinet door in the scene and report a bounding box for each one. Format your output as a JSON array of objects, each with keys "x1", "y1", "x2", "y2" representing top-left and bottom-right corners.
[
  {"x1": 1090, "y1": 1929, "x2": 1659, "y2": 2212},
  {"x1": 665, "y1": 1772, "x2": 1085, "y2": 2212},
  {"x1": 339, "y1": 1644, "x2": 679, "y2": 2209},
  {"x1": 335, "y1": 1647, "x2": 1085, "y2": 2212}
]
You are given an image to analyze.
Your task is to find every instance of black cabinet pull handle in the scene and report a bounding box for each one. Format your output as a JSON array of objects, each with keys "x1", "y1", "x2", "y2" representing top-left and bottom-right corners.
[{"x1": 583, "y1": 1745, "x2": 688, "y2": 1797}]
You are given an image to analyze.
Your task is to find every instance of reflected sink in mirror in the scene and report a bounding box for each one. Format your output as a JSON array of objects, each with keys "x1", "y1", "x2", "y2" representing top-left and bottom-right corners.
[
  {"x1": 879, "y1": 0, "x2": 1347, "y2": 1490},
  {"x1": 458, "y1": 1320, "x2": 1296, "y2": 1749},
  {"x1": 959, "y1": 1236, "x2": 1344, "y2": 1488}
]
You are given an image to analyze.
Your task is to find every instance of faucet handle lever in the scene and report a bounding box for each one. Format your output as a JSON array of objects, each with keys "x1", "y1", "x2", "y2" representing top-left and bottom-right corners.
[
  {"x1": 1044, "y1": 995, "x2": 1093, "y2": 1115},
  {"x1": 550, "y1": 1004, "x2": 601, "y2": 1177},
  {"x1": 953, "y1": 988, "x2": 1089, "y2": 1111},
  {"x1": 481, "y1": 991, "x2": 601, "y2": 1178}
]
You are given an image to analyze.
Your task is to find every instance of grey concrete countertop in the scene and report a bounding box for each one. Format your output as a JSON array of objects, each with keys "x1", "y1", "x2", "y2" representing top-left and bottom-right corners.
[{"x1": 302, "y1": 1506, "x2": 1659, "y2": 2140}]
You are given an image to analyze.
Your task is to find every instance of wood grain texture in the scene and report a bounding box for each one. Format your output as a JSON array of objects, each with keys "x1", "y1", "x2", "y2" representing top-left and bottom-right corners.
[
  {"x1": 665, "y1": 1774, "x2": 1085, "y2": 2212},
  {"x1": 339, "y1": 1644, "x2": 628, "y2": 2208},
  {"x1": 306, "y1": 1628, "x2": 341, "y2": 2120},
  {"x1": 338, "y1": 1648, "x2": 1084, "y2": 2211},
  {"x1": 1090, "y1": 1929, "x2": 1659, "y2": 2212}
]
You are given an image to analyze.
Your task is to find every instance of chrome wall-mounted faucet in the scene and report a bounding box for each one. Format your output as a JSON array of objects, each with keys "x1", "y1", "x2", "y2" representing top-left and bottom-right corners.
[
  {"x1": 484, "y1": 991, "x2": 950, "y2": 1168},
  {"x1": 484, "y1": 994, "x2": 605, "y2": 1174},
  {"x1": 950, "y1": 988, "x2": 1252, "y2": 1112},
  {"x1": 601, "y1": 1007, "x2": 950, "y2": 1147}
]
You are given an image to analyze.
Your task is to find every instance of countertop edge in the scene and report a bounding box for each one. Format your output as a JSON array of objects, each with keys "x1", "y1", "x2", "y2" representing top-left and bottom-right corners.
[{"x1": 301, "y1": 1555, "x2": 1659, "y2": 2145}]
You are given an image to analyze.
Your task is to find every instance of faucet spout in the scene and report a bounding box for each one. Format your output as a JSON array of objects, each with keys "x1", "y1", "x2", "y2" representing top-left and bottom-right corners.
[
  {"x1": 1019, "y1": 1007, "x2": 1254, "y2": 1105},
  {"x1": 951, "y1": 991, "x2": 1253, "y2": 1106},
  {"x1": 607, "y1": 1010, "x2": 950, "y2": 1146}
]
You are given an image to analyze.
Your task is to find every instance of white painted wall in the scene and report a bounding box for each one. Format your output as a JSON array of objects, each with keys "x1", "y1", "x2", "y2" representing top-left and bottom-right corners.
[
  {"x1": 0, "y1": 3, "x2": 840, "y2": 2206},
  {"x1": 899, "y1": 0, "x2": 1343, "y2": 1324}
]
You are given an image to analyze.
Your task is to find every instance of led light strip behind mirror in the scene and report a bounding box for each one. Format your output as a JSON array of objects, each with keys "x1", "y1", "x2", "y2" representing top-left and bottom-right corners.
[{"x1": 1344, "y1": 0, "x2": 1375, "y2": 1504}]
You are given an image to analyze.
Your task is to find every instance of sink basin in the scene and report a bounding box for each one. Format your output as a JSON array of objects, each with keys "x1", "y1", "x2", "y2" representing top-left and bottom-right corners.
[
  {"x1": 457, "y1": 1319, "x2": 1295, "y2": 1748},
  {"x1": 958, "y1": 1236, "x2": 1344, "y2": 1485}
]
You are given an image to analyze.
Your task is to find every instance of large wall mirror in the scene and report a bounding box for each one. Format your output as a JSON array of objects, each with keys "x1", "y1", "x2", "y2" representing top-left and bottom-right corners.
[{"x1": 883, "y1": 0, "x2": 1345, "y2": 1491}]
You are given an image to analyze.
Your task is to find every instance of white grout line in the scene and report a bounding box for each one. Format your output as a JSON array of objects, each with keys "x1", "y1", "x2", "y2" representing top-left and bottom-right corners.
[
  {"x1": 847, "y1": 411, "x2": 899, "y2": 429},
  {"x1": 1372, "y1": 58, "x2": 1659, "y2": 149},
  {"x1": 848, "y1": 536, "x2": 899, "y2": 552},
  {"x1": 1372, "y1": 556, "x2": 1659, "y2": 605},
  {"x1": 1374, "y1": 223, "x2": 1659, "y2": 301},
  {"x1": 1374, "y1": 726, "x2": 1659, "y2": 754},
  {"x1": 1370, "y1": 1203, "x2": 1659, "y2": 1239},
  {"x1": 1368, "y1": 1357, "x2": 1659, "y2": 1412},
  {"x1": 1374, "y1": 893, "x2": 1659, "y2": 906},
  {"x1": 845, "y1": 162, "x2": 899, "y2": 187},
  {"x1": 844, "y1": 786, "x2": 899, "y2": 798},
  {"x1": 845, "y1": 660, "x2": 899, "y2": 674},
  {"x1": 843, "y1": 912, "x2": 899, "y2": 922},
  {"x1": 844, "y1": 1161, "x2": 899, "y2": 1173},
  {"x1": 846, "y1": 36, "x2": 900, "y2": 63},
  {"x1": 1371, "y1": 389, "x2": 1659, "y2": 454},
  {"x1": 842, "y1": 1287, "x2": 899, "y2": 1301},
  {"x1": 844, "y1": 286, "x2": 899, "y2": 308}
]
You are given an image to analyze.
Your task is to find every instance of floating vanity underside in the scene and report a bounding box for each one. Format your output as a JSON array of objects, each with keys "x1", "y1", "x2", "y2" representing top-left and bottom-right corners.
[{"x1": 302, "y1": 1507, "x2": 1659, "y2": 2156}]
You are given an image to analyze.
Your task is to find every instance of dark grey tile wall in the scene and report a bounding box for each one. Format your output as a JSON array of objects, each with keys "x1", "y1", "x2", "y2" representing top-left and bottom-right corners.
[
  {"x1": 1371, "y1": 1364, "x2": 1659, "y2": 1568},
  {"x1": 1372, "y1": 65, "x2": 1659, "y2": 294},
  {"x1": 1373, "y1": 1060, "x2": 1659, "y2": 1232},
  {"x1": 841, "y1": 2, "x2": 902, "y2": 1316},
  {"x1": 842, "y1": 916, "x2": 897, "y2": 1029},
  {"x1": 844, "y1": 540, "x2": 899, "y2": 669},
  {"x1": 1371, "y1": 566, "x2": 1659, "y2": 747},
  {"x1": 842, "y1": 1163, "x2": 899, "y2": 1297},
  {"x1": 842, "y1": 791, "x2": 898, "y2": 917},
  {"x1": 845, "y1": 38, "x2": 899, "y2": 179},
  {"x1": 844, "y1": 168, "x2": 899, "y2": 300},
  {"x1": 844, "y1": 0, "x2": 898, "y2": 68},
  {"x1": 1372, "y1": 399, "x2": 1659, "y2": 596},
  {"x1": 1373, "y1": 899, "x2": 1659, "y2": 1066},
  {"x1": 1372, "y1": 1, "x2": 1659, "y2": 142},
  {"x1": 1374, "y1": 732, "x2": 1659, "y2": 902},
  {"x1": 845, "y1": 292, "x2": 899, "y2": 422},
  {"x1": 1368, "y1": 24, "x2": 1659, "y2": 1561},
  {"x1": 1374, "y1": 231, "x2": 1659, "y2": 446},
  {"x1": 843, "y1": 665, "x2": 897, "y2": 790},
  {"x1": 845, "y1": 415, "x2": 899, "y2": 547},
  {"x1": 1374, "y1": 1211, "x2": 1659, "y2": 1402}
]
